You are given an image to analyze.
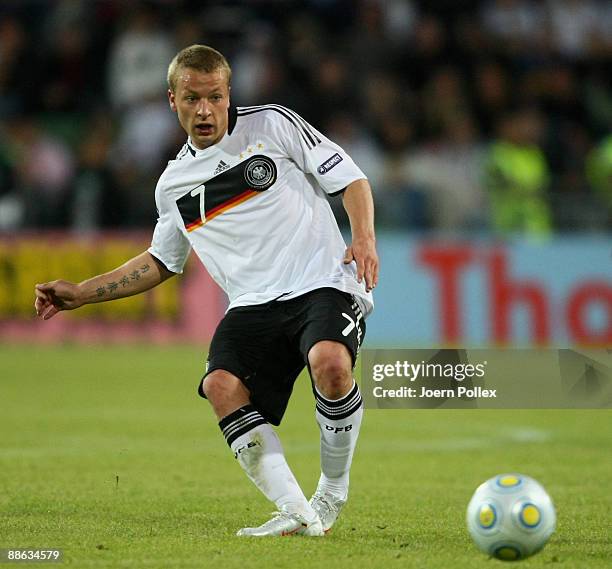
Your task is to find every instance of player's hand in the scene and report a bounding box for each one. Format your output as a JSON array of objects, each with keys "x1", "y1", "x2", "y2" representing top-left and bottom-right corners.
[
  {"x1": 34, "y1": 280, "x2": 83, "y2": 320},
  {"x1": 343, "y1": 236, "x2": 379, "y2": 292}
]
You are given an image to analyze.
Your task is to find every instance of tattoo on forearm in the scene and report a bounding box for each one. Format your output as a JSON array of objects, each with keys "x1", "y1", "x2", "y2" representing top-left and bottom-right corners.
[{"x1": 98, "y1": 264, "x2": 152, "y2": 298}]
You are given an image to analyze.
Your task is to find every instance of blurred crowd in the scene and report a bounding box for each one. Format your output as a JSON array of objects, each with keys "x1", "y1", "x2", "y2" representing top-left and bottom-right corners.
[{"x1": 0, "y1": 0, "x2": 611, "y2": 234}]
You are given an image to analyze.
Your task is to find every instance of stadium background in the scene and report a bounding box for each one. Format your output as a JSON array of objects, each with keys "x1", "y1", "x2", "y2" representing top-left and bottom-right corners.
[
  {"x1": 1, "y1": 0, "x2": 611, "y2": 346},
  {"x1": 1, "y1": 1, "x2": 611, "y2": 568}
]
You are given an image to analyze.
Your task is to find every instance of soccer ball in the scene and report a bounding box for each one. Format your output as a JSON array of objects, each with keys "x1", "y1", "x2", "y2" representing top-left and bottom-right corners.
[{"x1": 466, "y1": 473, "x2": 556, "y2": 561}]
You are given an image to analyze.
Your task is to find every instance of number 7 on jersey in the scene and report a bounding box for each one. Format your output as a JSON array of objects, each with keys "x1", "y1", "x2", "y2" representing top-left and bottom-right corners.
[{"x1": 190, "y1": 183, "x2": 206, "y2": 223}]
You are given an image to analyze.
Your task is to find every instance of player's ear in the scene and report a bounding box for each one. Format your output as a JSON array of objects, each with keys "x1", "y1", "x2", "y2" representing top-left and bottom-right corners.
[{"x1": 168, "y1": 89, "x2": 177, "y2": 112}]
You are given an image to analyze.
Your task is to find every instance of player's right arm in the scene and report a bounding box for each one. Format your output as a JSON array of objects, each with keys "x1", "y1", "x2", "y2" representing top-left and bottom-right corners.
[
  {"x1": 35, "y1": 161, "x2": 191, "y2": 321},
  {"x1": 34, "y1": 251, "x2": 175, "y2": 320}
]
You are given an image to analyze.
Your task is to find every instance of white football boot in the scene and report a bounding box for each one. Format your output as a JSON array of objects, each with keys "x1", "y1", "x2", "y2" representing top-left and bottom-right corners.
[
  {"x1": 309, "y1": 492, "x2": 346, "y2": 533},
  {"x1": 236, "y1": 505, "x2": 324, "y2": 537}
]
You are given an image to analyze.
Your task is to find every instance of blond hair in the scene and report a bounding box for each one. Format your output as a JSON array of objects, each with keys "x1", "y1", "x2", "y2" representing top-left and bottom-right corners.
[{"x1": 167, "y1": 45, "x2": 232, "y2": 92}]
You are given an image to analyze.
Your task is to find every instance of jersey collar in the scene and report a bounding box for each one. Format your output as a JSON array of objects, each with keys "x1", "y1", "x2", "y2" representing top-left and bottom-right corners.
[
  {"x1": 228, "y1": 104, "x2": 237, "y2": 135},
  {"x1": 186, "y1": 105, "x2": 237, "y2": 156}
]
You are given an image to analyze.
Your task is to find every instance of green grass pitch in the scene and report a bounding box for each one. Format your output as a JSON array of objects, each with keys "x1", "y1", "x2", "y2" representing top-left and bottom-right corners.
[{"x1": 1, "y1": 345, "x2": 610, "y2": 568}]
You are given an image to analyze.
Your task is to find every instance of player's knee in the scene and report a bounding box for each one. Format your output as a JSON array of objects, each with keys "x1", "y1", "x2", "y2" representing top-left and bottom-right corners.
[
  {"x1": 309, "y1": 342, "x2": 352, "y2": 399},
  {"x1": 202, "y1": 370, "x2": 245, "y2": 405}
]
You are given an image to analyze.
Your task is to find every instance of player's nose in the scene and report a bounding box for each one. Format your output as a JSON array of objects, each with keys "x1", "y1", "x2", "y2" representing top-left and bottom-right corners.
[{"x1": 196, "y1": 101, "x2": 211, "y2": 117}]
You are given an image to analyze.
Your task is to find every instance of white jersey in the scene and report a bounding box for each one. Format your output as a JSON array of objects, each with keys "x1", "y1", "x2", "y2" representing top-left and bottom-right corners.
[{"x1": 148, "y1": 104, "x2": 374, "y2": 316}]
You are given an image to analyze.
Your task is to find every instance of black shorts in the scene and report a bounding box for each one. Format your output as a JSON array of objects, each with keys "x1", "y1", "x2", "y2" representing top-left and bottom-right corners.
[{"x1": 198, "y1": 287, "x2": 366, "y2": 425}]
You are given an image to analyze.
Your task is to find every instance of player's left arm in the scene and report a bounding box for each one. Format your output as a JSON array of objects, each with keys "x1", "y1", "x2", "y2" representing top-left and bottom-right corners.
[
  {"x1": 267, "y1": 108, "x2": 378, "y2": 290},
  {"x1": 342, "y1": 178, "x2": 379, "y2": 292}
]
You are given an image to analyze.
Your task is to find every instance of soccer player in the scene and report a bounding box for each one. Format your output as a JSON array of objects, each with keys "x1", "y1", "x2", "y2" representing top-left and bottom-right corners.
[{"x1": 34, "y1": 45, "x2": 378, "y2": 537}]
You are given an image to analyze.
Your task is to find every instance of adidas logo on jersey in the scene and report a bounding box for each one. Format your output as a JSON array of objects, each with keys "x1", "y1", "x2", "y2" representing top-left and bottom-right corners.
[{"x1": 214, "y1": 160, "x2": 230, "y2": 175}]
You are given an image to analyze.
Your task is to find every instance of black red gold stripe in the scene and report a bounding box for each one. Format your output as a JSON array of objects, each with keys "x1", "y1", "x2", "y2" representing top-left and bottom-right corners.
[{"x1": 185, "y1": 189, "x2": 259, "y2": 232}]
